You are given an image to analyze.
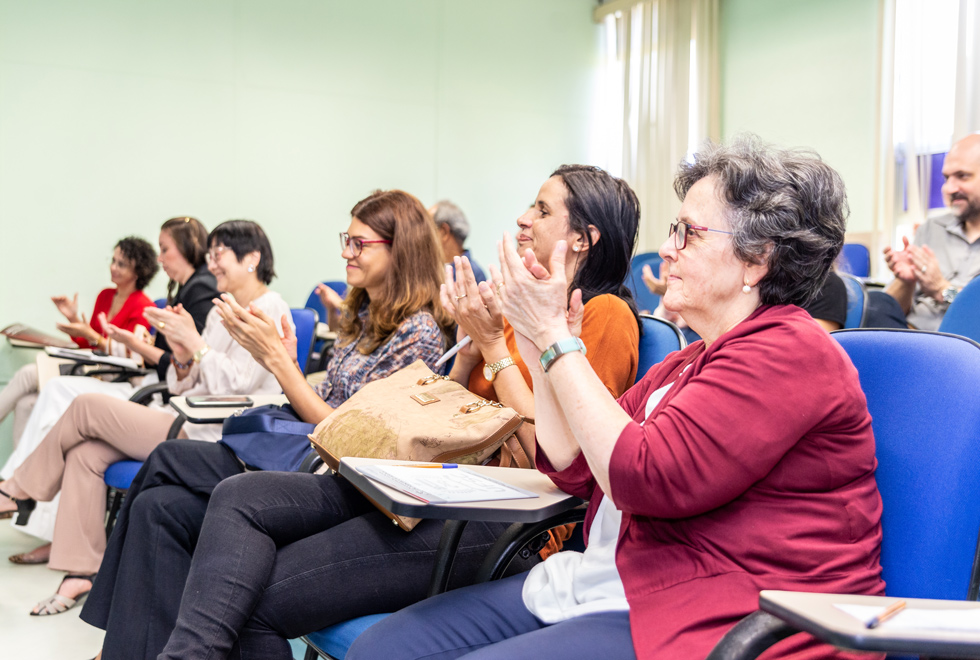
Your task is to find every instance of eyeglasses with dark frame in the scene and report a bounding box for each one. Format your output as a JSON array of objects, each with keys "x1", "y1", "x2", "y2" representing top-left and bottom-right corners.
[
  {"x1": 669, "y1": 221, "x2": 733, "y2": 250},
  {"x1": 339, "y1": 232, "x2": 392, "y2": 257}
]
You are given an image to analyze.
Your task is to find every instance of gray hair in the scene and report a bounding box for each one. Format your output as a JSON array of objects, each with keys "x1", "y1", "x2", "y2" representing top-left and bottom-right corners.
[
  {"x1": 431, "y1": 200, "x2": 470, "y2": 244},
  {"x1": 674, "y1": 135, "x2": 848, "y2": 307}
]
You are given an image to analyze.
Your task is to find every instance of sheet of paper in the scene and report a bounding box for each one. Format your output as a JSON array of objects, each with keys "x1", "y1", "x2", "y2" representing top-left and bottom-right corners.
[
  {"x1": 835, "y1": 603, "x2": 980, "y2": 632},
  {"x1": 45, "y1": 346, "x2": 141, "y2": 371},
  {"x1": 359, "y1": 465, "x2": 539, "y2": 504}
]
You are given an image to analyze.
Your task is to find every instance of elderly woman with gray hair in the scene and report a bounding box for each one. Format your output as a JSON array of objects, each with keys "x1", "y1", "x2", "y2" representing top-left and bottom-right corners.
[{"x1": 349, "y1": 137, "x2": 885, "y2": 660}]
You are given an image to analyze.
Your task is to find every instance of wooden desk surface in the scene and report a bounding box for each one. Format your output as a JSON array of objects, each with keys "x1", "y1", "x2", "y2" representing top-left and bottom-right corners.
[
  {"x1": 761, "y1": 590, "x2": 980, "y2": 657},
  {"x1": 339, "y1": 456, "x2": 583, "y2": 523},
  {"x1": 169, "y1": 394, "x2": 289, "y2": 424}
]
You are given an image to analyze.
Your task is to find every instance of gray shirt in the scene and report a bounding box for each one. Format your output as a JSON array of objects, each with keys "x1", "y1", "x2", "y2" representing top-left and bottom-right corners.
[{"x1": 908, "y1": 213, "x2": 980, "y2": 330}]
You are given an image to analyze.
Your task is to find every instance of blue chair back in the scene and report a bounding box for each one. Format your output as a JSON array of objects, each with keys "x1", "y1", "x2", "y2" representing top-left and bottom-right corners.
[
  {"x1": 938, "y1": 276, "x2": 980, "y2": 343},
  {"x1": 832, "y1": 329, "x2": 980, "y2": 601},
  {"x1": 304, "y1": 281, "x2": 347, "y2": 328},
  {"x1": 627, "y1": 252, "x2": 663, "y2": 314},
  {"x1": 291, "y1": 308, "x2": 318, "y2": 375},
  {"x1": 637, "y1": 315, "x2": 686, "y2": 384},
  {"x1": 839, "y1": 273, "x2": 867, "y2": 329},
  {"x1": 839, "y1": 243, "x2": 871, "y2": 278},
  {"x1": 154, "y1": 298, "x2": 167, "y2": 309}
]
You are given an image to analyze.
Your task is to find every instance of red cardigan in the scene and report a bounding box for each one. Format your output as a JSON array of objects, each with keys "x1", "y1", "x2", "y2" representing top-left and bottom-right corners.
[
  {"x1": 537, "y1": 305, "x2": 884, "y2": 660},
  {"x1": 73, "y1": 288, "x2": 155, "y2": 348}
]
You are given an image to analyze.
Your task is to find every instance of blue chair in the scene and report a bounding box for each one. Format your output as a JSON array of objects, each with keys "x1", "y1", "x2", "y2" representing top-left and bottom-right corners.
[
  {"x1": 627, "y1": 252, "x2": 663, "y2": 314},
  {"x1": 708, "y1": 329, "x2": 980, "y2": 658},
  {"x1": 291, "y1": 307, "x2": 318, "y2": 375},
  {"x1": 839, "y1": 272, "x2": 867, "y2": 329},
  {"x1": 304, "y1": 281, "x2": 347, "y2": 331},
  {"x1": 104, "y1": 460, "x2": 145, "y2": 535},
  {"x1": 839, "y1": 243, "x2": 871, "y2": 278},
  {"x1": 938, "y1": 276, "x2": 980, "y2": 343},
  {"x1": 637, "y1": 314, "x2": 686, "y2": 384}
]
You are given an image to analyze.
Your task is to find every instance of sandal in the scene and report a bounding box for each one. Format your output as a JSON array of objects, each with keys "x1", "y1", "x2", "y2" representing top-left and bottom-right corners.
[
  {"x1": 0, "y1": 487, "x2": 36, "y2": 527},
  {"x1": 9, "y1": 541, "x2": 51, "y2": 565},
  {"x1": 30, "y1": 573, "x2": 96, "y2": 616}
]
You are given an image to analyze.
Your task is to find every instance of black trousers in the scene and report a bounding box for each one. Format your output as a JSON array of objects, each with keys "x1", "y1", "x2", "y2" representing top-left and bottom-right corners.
[
  {"x1": 80, "y1": 440, "x2": 246, "y2": 660},
  {"x1": 81, "y1": 440, "x2": 523, "y2": 660}
]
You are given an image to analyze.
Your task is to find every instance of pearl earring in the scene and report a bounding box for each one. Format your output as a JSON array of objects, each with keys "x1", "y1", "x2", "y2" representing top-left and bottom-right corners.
[
  {"x1": 742, "y1": 283, "x2": 752, "y2": 294},
  {"x1": 572, "y1": 246, "x2": 580, "y2": 252},
  {"x1": 248, "y1": 265, "x2": 255, "y2": 273}
]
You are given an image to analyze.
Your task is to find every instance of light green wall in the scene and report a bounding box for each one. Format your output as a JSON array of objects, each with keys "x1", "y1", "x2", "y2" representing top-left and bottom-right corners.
[
  {"x1": 0, "y1": 0, "x2": 600, "y2": 452},
  {"x1": 720, "y1": 0, "x2": 880, "y2": 234}
]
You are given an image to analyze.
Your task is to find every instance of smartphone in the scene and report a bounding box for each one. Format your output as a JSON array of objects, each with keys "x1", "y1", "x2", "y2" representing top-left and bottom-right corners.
[{"x1": 185, "y1": 395, "x2": 254, "y2": 408}]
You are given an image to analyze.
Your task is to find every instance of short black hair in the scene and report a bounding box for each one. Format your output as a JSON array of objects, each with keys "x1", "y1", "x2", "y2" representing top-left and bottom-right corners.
[
  {"x1": 208, "y1": 220, "x2": 276, "y2": 284},
  {"x1": 115, "y1": 236, "x2": 159, "y2": 290}
]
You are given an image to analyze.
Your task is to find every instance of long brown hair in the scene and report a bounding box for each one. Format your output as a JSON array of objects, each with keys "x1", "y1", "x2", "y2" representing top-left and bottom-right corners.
[
  {"x1": 339, "y1": 190, "x2": 454, "y2": 354},
  {"x1": 161, "y1": 216, "x2": 209, "y2": 304}
]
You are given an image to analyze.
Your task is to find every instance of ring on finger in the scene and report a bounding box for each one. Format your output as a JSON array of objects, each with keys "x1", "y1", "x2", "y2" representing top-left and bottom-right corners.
[
  {"x1": 454, "y1": 294, "x2": 467, "y2": 301},
  {"x1": 158, "y1": 321, "x2": 166, "y2": 330},
  {"x1": 921, "y1": 265, "x2": 927, "y2": 274}
]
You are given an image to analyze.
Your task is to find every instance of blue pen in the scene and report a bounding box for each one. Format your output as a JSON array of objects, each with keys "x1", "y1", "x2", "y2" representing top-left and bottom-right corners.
[{"x1": 402, "y1": 463, "x2": 458, "y2": 469}]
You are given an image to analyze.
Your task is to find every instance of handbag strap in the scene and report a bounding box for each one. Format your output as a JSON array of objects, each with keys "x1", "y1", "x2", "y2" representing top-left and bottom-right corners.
[{"x1": 498, "y1": 434, "x2": 531, "y2": 470}]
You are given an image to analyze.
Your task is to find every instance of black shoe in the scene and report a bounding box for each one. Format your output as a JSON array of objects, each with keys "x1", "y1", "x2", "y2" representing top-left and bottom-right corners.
[{"x1": 0, "y1": 488, "x2": 36, "y2": 527}]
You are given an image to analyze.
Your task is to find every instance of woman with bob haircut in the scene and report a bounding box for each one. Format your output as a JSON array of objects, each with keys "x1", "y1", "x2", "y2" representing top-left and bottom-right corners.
[
  {"x1": 3, "y1": 217, "x2": 218, "y2": 565},
  {"x1": 349, "y1": 137, "x2": 884, "y2": 660},
  {"x1": 0, "y1": 236, "x2": 158, "y2": 450},
  {"x1": 0, "y1": 219, "x2": 290, "y2": 617},
  {"x1": 115, "y1": 165, "x2": 642, "y2": 660},
  {"x1": 81, "y1": 189, "x2": 457, "y2": 660}
]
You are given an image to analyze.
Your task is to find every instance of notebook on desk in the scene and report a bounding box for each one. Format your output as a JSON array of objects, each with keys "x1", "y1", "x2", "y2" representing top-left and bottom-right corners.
[
  {"x1": 2, "y1": 323, "x2": 76, "y2": 349},
  {"x1": 358, "y1": 464, "x2": 538, "y2": 504}
]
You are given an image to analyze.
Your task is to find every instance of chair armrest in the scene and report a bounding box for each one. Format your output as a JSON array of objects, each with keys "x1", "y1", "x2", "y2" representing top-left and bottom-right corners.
[
  {"x1": 84, "y1": 367, "x2": 150, "y2": 383},
  {"x1": 299, "y1": 449, "x2": 323, "y2": 474},
  {"x1": 129, "y1": 381, "x2": 169, "y2": 405},
  {"x1": 473, "y1": 505, "x2": 588, "y2": 584},
  {"x1": 704, "y1": 610, "x2": 800, "y2": 660}
]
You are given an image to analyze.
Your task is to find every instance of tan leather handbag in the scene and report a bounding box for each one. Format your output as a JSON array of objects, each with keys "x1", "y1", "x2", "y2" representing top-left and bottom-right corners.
[{"x1": 308, "y1": 360, "x2": 525, "y2": 530}]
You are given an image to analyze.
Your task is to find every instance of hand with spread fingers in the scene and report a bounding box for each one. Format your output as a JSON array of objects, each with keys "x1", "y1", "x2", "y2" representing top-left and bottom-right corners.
[
  {"x1": 315, "y1": 283, "x2": 345, "y2": 331},
  {"x1": 101, "y1": 313, "x2": 138, "y2": 350},
  {"x1": 212, "y1": 293, "x2": 295, "y2": 372},
  {"x1": 496, "y1": 232, "x2": 578, "y2": 356},
  {"x1": 641, "y1": 261, "x2": 668, "y2": 296},
  {"x1": 883, "y1": 236, "x2": 917, "y2": 282},
  {"x1": 56, "y1": 314, "x2": 98, "y2": 342},
  {"x1": 441, "y1": 255, "x2": 507, "y2": 371},
  {"x1": 51, "y1": 293, "x2": 80, "y2": 322}
]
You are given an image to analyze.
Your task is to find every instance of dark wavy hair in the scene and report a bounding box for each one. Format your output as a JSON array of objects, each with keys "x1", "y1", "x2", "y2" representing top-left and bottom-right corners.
[
  {"x1": 208, "y1": 220, "x2": 276, "y2": 285},
  {"x1": 115, "y1": 236, "x2": 159, "y2": 290},
  {"x1": 339, "y1": 190, "x2": 454, "y2": 354},
  {"x1": 551, "y1": 165, "x2": 641, "y2": 330},
  {"x1": 161, "y1": 216, "x2": 209, "y2": 303},
  {"x1": 674, "y1": 135, "x2": 848, "y2": 306}
]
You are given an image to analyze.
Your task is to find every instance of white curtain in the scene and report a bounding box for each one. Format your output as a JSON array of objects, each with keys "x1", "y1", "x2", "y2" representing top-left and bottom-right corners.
[
  {"x1": 875, "y1": 0, "x2": 978, "y2": 268},
  {"x1": 593, "y1": 0, "x2": 720, "y2": 254}
]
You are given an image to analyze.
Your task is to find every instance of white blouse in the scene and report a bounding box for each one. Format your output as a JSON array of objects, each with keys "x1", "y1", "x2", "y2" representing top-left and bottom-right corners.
[
  {"x1": 166, "y1": 290, "x2": 292, "y2": 441},
  {"x1": 522, "y1": 377, "x2": 679, "y2": 623}
]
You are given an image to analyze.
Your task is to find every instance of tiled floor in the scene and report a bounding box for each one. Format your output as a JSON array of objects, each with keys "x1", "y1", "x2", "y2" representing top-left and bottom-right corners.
[
  {"x1": 0, "y1": 523, "x2": 104, "y2": 660},
  {"x1": 0, "y1": 521, "x2": 311, "y2": 659}
]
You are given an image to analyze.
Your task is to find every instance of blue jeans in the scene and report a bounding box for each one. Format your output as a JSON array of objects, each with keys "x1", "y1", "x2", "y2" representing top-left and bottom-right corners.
[{"x1": 348, "y1": 572, "x2": 636, "y2": 660}]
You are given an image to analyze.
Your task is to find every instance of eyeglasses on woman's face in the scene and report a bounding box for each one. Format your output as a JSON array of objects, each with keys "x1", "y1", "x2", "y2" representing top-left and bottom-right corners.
[
  {"x1": 668, "y1": 220, "x2": 733, "y2": 251},
  {"x1": 205, "y1": 245, "x2": 231, "y2": 264},
  {"x1": 340, "y1": 232, "x2": 391, "y2": 257}
]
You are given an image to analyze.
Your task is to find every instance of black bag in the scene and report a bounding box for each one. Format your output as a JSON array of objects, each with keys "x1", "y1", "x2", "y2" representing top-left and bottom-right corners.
[{"x1": 219, "y1": 404, "x2": 316, "y2": 472}]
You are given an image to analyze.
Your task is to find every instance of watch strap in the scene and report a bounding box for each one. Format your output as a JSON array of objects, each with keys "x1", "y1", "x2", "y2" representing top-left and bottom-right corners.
[
  {"x1": 539, "y1": 337, "x2": 586, "y2": 373},
  {"x1": 486, "y1": 356, "x2": 515, "y2": 376}
]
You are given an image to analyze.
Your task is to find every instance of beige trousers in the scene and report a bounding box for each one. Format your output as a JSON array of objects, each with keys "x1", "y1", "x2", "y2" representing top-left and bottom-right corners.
[{"x1": 5, "y1": 392, "x2": 180, "y2": 574}]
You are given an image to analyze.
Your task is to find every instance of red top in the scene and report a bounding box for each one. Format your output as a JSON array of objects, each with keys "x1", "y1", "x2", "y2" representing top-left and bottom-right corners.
[
  {"x1": 537, "y1": 305, "x2": 884, "y2": 660},
  {"x1": 73, "y1": 288, "x2": 155, "y2": 348}
]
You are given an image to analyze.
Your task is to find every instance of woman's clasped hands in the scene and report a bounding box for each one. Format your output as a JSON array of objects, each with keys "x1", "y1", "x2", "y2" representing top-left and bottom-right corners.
[
  {"x1": 212, "y1": 293, "x2": 297, "y2": 371},
  {"x1": 144, "y1": 304, "x2": 202, "y2": 365}
]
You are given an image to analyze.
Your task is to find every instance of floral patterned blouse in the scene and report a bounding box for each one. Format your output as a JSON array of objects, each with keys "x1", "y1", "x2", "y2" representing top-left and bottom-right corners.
[{"x1": 313, "y1": 308, "x2": 446, "y2": 408}]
